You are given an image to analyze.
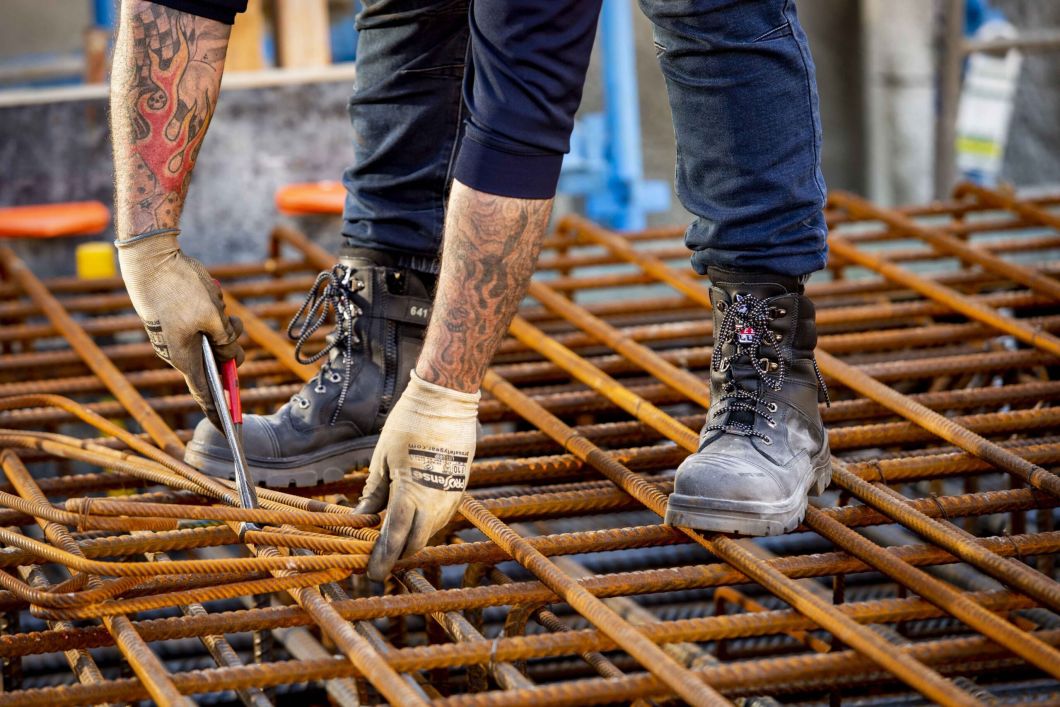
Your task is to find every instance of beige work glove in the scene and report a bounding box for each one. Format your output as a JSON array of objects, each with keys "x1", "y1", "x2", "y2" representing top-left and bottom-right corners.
[
  {"x1": 354, "y1": 371, "x2": 480, "y2": 581},
  {"x1": 116, "y1": 230, "x2": 244, "y2": 427}
]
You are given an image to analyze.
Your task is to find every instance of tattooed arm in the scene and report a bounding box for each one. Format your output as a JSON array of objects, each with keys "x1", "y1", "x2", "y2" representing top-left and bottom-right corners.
[
  {"x1": 356, "y1": 181, "x2": 552, "y2": 579},
  {"x1": 110, "y1": 2, "x2": 244, "y2": 422},
  {"x1": 416, "y1": 180, "x2": 554, "y2": 392},
  {"x1": 111, "y1": 1, "x2": 230, "y2": 237}
]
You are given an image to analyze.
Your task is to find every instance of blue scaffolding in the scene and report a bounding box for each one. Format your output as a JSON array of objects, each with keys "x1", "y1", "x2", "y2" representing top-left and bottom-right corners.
[{"x1": 559, "y1": 0, "x2": 670, "y2": 231}]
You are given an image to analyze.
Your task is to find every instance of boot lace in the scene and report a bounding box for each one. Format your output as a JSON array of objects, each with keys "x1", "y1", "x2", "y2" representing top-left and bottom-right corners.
[
  {"x1": 286, "y1": 264, "x2": 366, "y2": 424},
  {"x1": 705, "y1": 293, "x2": 829, "y2": 443}
]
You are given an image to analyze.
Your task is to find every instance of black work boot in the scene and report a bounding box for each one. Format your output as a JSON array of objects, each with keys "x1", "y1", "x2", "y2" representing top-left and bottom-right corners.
[
  {"x1": 665, "y1": 267, "x2": 831, "y2": 535},
  {"x1": 184, "y1": 250, "x2": 434, "y2": 487}
]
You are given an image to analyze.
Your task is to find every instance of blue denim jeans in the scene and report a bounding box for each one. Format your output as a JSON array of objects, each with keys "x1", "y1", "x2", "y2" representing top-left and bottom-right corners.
[
  {"x1": 641, "y1": 0, "x2": 828, "y2": 277},
  {"x1": 343, "y1": 0, "x2": 827, "y2": 278}
]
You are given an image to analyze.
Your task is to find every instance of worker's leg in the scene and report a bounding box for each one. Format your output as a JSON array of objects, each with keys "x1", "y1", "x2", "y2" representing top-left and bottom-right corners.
[
  {"x1": 186, "y1": 0, "x2": 602, "y2": 488},
  {"x1": 642, "y1": 0, "x2": 827, "y2": 277},
  {"x1": 355, "y1": 0, "x2": 603, "y2": 580},
  {"x1": 414, "y1": 0, "x2": 604, "y2": 383},
  {"x1": 186, "y1": 0, "x2": 469, "y2": 486},
  {"x1": 341, "y1": 0, "x2": 471, "y2": 273},
  {"x1": 640, "y1": 0, "x2": 831, "y2": 536}
]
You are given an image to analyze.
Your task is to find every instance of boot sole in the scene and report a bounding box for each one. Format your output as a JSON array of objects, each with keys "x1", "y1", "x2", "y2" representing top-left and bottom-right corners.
[
  {"x1": 664, "y1": 444, "x2": 833, "y2": 537},
  {"x1": 184, "y1": 436, "x2": 379, "y2": 488}
]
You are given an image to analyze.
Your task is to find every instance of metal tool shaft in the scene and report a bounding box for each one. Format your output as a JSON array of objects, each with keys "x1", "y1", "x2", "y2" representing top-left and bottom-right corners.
[{"x1": 201, "y1": 335, "x2": 260, "y2": 529}]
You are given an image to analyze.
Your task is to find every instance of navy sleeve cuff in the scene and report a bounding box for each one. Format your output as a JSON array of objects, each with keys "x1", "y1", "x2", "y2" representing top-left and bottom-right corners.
[
  {"x1": 147, "y1": 0, "x2": 247, "y2": 24},
  {"x1": 452, "y1": 135, "x2": 564, "y2": 200}
]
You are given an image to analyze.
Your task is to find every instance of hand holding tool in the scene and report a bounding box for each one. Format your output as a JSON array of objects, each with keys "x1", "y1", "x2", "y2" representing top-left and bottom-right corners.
[
  {"x1": 116, "y1": 229, "x2": 244, "y2": 426},
  {"x1": 201, "y1": 331, "x2": 260, "y2": 541}
]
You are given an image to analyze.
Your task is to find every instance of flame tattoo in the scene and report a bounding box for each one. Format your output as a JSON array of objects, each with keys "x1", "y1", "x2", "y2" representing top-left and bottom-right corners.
[
  {"x1": 137, "y1": 27, "x2": 204, "y2": 196},
  {"x1": 112, "y1": 3, "x2": 230, "y2": 236}
]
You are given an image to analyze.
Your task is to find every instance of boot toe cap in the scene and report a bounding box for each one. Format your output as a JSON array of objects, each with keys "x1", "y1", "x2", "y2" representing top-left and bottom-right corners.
[
  {"x1": 185, "y1": 414, "x2": 282, "y2": 463},
  {"x1": 674, "y1": 450, "x2": 786, "y2": 503},
  {"x1": 186, "y1": 417, "x2": 228, "y2": 457}
]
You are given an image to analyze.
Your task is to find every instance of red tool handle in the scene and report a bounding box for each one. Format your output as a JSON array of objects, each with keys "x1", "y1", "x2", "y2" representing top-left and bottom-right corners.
[
  {"x1": 220, "y1": 358, "x2": 242, "y2": 424},
  {"x1": 213, "y1": 280, "x2": 242, "y2": 424}
]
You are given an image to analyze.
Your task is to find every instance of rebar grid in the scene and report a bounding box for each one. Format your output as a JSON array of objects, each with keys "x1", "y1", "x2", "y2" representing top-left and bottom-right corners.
[{"x1": 0, "y1": 184, "x2": 1055, "y2": 705}]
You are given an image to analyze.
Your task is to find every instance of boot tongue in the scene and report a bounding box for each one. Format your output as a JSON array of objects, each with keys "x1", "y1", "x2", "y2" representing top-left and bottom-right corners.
[
  {"x1": 711, "y1": 275, "x2": 795, "y2": 434},
  {"x1": 724, "y1": 358, "x2": 763, "y2": 431},
  {"x1": 707, "y1": 266, "x2": 802, "y2": 295},
  {"x1": 337, "y1": 254, "x2": 378, "y2": 272}
]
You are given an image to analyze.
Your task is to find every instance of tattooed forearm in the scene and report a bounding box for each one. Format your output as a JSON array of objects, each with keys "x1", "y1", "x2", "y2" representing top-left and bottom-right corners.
[
  {"x1": 111, "y1": 1, "x2": 231, "y2": 238},
  {"x1": 417, "y1": 181, "x2": 554, "y2": 393}
]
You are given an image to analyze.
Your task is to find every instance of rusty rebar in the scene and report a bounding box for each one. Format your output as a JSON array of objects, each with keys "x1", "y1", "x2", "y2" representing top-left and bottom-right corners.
[{"x1": 0, "y1": 193, "x2": 1056, "y2": 704}]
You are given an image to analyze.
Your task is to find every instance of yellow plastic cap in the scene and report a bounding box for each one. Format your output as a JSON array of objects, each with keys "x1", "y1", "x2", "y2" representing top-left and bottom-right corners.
[{"x1": 76, "y1": 241, "x2": 117, "y2": 280}]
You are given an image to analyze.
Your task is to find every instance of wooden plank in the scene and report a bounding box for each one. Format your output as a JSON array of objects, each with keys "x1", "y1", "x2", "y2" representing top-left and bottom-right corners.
[
  {"x1": 275, "y1": 0, "x2": 332, "y2": 69},
  {"x1": 227, "y1": 0, "x2": 267, "y2": 72},
  {"x1": 83, "y1": 27, "x2": 110, "y2": 84}
]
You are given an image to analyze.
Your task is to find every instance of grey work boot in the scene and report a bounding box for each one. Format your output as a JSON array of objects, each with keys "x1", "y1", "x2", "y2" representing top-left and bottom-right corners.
[
  {"x1": 665, "y1": 267, "x2": 831, "y2": 535},
  {"x1": 184, "y1": 250, "x2": 433, "y2": 487}
]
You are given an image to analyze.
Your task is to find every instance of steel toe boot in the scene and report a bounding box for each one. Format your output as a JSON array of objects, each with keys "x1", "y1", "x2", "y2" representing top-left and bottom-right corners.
[
  {"x1": 665, "y1": 267, "x2": 831, "y2": 535},
  {"x1": 184, "y1": 250, "x2": 434, "y2": 487}
]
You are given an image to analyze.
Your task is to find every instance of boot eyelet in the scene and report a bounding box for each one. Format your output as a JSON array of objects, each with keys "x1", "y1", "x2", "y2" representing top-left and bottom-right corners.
[
  {"x1": 328, "y1": 372, "x2": 342, "y2": 383},
  {"x1": 767, "y1": 402, "x2": 778, "y2": 412},
  {"x1": 314, "y1": 383, "x2": 327, "y2": 394},
  {"x1": 715, "y1": 301, "x2": 728, "y2": 313},
  {"x1": 718, "y1": 359, "x2": 731, "y2": 372},
  {"x1": 763, "y1": 436, "x2": 773, "y2": 445},
  {"x1": 297, "y1": 397, "x2": 310, "y2": 409},
  {"x1": 767, "y1": 419, "x2": 777, "y2": 428},
  {"x1": 355, "y1": 279, "x2": 365, "y2": 291}
]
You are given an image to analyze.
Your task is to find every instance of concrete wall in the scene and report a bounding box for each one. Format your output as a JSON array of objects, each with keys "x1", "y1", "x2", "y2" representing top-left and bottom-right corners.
[
  {"x1": 0, "y1": 81, "x2": 356, "y2": 275},
  {"x1": 995, "y1": 0, "x2": 1060, "y2": 186},
  {"x1": 0, "y1": 0, "x2": 90, "y2": 60},
  {"x1": 861, "y1": 0, "x2": 937, "y2": 204}
]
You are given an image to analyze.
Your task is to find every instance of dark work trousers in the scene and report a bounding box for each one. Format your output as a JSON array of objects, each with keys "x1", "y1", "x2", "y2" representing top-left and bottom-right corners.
[{"x1": 342, "y1": 0, "x2": 828, "y2": 278}]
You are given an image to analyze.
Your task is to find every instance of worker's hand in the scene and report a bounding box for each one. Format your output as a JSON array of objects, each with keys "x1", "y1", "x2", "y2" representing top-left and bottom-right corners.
[
  {"x1": 116, "y1": 230, "x2": 244, "y2": 426},
  {"x1": 354, "y1": 371, "x2": 480, "y2": 581}
]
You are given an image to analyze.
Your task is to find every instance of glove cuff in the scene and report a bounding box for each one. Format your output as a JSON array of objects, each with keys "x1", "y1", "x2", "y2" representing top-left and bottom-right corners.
[
  {"x1": 115, "y1": 228, "x2": 180, "y2": 248},
  {"x1": 116, "y1": 230, "x2": 181, "y2": 266},
  {"x1": 407, "y1": 370, "x2": 481, "y2": 408}
]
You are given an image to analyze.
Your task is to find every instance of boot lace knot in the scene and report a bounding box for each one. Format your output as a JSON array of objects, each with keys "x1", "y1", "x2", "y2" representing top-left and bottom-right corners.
[
  {"x1": 286, "y1": 264, "x2": 366, "y2": 424},
  {"x1": 706, "y1": 292, "x2": 828, "y2": 442}
]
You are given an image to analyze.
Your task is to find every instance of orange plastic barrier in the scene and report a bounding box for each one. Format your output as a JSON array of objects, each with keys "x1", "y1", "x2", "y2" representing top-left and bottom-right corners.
[
  {"x1": 275, "y1": 181, "x2": 345, "y2": 216},
  {"x1": 0, "y1": 201, "x2": 111, "y2": 239}
]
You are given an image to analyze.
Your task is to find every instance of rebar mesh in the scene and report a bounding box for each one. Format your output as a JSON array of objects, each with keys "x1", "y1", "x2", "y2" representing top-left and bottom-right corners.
[{"x1": 0, "y1": 184, "x2": 1056, "y2": 706}]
